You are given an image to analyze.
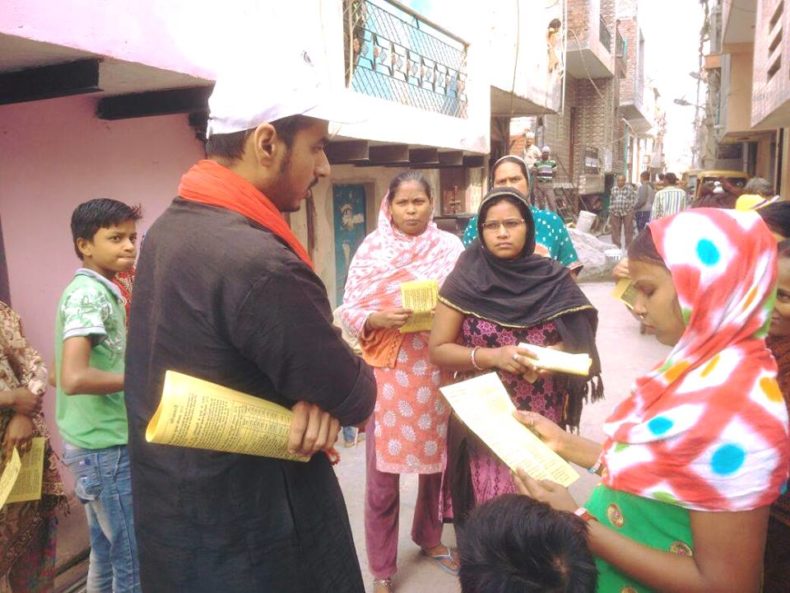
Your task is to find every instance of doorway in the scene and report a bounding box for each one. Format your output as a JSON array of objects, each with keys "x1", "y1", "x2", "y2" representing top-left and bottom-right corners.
[{"x1": 333, "y1": 184, "x2": 368, "y2": 305}]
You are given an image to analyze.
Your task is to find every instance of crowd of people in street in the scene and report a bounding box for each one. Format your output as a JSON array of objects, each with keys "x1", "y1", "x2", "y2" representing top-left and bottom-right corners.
[{"x1": 1, "y1": 49, "x2": 789, "y2": 593}]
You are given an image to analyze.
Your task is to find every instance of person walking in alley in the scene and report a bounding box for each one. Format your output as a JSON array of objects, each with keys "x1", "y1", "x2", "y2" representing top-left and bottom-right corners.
[
  {"x1": 522, "y1": 131, "x2": 542, "y2": 198},
  {"x1": 634, "y1": 171, "x2": 654, "y2": 232},
  {"x1": 515, "y1": 208, "x2": 788, "y2": 593},
  {"x1": 533, "y1": 146, "x2": 558, "y2": 212},
  {"x1": 609, "y1": 174, "x2": 638, "y2": 250},
  {"x1": 55, "y1": 198, "x2": 142, "y2": 593},
  {"x1": 123, "y1": 53, "x2": 376, "y2": 593},
  {"x1": 340, "y1": 171, "x2": 464, "y2": 593},
  {"x1": 650, "y1": 172, "x2": 688, "y2": 220}
]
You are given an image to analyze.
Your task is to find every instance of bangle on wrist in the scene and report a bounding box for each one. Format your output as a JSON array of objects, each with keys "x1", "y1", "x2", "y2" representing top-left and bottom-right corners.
[
  {"x1": 574, "y1": 506, "x2": 597, "y2": 523},
  {"x1": 470, "y1": 346, "x2": 483, "y2": 371},
  {"x1": 588, "y1": 455, "x2": 603, "y2": 475}
]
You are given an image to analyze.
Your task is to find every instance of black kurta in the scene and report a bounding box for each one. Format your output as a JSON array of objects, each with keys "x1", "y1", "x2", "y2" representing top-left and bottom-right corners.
[{"x1": 125, "y1": 199, "x2": 376, "y2": 593}]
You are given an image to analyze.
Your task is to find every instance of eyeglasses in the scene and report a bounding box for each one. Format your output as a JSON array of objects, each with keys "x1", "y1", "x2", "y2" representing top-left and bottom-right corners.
[{"x1": 481, "y1": 219, "x2": 526, "y2": 232}]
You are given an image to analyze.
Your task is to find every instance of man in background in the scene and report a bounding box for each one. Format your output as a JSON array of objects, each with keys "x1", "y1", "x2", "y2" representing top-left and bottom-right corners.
[
  {"x1": 523, "y1": 131, "x2": 542, "y2": 200},
  {"x1": 634, "y1": 171, "x2": 654, "y2": 231},
  {"x1": 609, "y1": 174, "x2": 637, "y2": 250},
  {"x1": 533, "y1": 146, "x2": 558, "y2": 211},
  {"x1": 651, "y1": 172, "x2": 688, "y2": 220}
]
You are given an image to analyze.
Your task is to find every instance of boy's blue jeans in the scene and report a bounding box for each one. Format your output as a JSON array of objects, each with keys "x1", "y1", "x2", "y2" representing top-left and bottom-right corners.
[{"x1": 62, "y1": 443, "x2": 141, "y2": 593}]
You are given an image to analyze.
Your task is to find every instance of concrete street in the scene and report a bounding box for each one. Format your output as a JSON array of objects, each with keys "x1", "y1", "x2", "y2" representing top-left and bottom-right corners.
[{"x1": 334, "y1": 280, "x2": 671, "y2": 593}]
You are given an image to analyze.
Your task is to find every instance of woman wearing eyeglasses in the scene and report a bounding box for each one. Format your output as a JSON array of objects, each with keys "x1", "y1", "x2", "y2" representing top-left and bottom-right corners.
[{"x1": 429, "y1": 187, "x2": 602, "y2": 524}]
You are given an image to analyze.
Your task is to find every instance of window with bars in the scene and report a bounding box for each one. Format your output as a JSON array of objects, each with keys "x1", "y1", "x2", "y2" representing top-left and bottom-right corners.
[{"x1": 343, "y1": 0, "x2": 469, "y2": 118}]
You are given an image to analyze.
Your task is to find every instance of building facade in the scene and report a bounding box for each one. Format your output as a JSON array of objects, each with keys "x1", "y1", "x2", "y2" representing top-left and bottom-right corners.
[{"x1": 703, "y1": 0, "x2": 789, "y2": 197}]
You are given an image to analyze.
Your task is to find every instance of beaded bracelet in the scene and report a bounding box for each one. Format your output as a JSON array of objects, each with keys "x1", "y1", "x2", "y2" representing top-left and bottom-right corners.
[{"x1": 470, "y1": 346, "x2": 483, "y2": 371}]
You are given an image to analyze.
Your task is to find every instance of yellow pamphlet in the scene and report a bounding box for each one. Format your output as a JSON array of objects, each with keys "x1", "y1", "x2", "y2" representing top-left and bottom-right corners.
[
  {"x1": 517, "y1": 343, "x2": 592, "y2": 377},
  {"x1": 440, "y1": 373, "x2": 578, "y2": 487},
  {"x1": 146, "y1": 371, "x2": 308, "y2": 462},
  {"x1": 0, "y1": 437, "x2": 45, "y2": 508},
  {"x1": 0, "y1": 447, "x2": 21, "y2": 509},
  {"x1": 612, "y1": 278, "x2": 638, "y2": 310},
  {"x1": 399, "y1": 279, "x2": 438, "y2": 333}
]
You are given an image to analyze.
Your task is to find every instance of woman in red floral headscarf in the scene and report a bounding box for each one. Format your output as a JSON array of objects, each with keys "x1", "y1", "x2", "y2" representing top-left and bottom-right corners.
[{"x1": 513, "y1": 208, "x2": 789, "y2": 593}]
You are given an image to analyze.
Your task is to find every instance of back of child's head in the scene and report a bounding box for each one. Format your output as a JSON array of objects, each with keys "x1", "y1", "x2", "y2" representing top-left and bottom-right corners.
[
  {"x1": 458, "y1": 494, "x2": 597, "y2": 593},
  {"x1": 71, "y1": 198, "x2": 142, "y2": 260}
]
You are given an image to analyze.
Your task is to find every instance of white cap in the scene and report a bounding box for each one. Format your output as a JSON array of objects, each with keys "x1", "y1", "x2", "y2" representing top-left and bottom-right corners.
[
  {"x1": 542, "y1": 145, "x2": 551, "y2": 152},
  {"x1": 207, "y1": 50, "x2": 358, "y2": 137}
]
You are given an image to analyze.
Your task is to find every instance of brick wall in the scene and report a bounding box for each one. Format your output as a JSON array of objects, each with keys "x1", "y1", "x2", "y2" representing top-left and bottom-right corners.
[
  {"x1": 618, "y1": 18, "x2": 637, "y2": 104},
  {"x1": 544, "y1": 79, "x2": 575, "y2": 184},
  {"x1": 568, "y1": 0, "x2": 591, "y2": 42}
]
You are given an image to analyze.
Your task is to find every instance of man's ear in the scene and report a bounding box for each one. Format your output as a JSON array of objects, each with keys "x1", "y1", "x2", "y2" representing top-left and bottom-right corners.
[{"x1": 251, "y1": 122, "x2": 279, "y2": 167}]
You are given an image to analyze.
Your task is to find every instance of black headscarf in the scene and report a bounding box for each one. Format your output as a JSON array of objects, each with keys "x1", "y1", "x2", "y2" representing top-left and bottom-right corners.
[
  {"x1": 441, "y1": 187, "x2": 603, "y2": 424},
  {"x1": 442, "y1": 188, "x2": 603, "y2": 526}
]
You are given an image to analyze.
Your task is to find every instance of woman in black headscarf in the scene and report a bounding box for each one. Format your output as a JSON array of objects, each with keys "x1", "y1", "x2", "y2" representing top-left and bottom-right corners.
[{"x1": 429, "y1": 187, "x2": 602, "y2": 524}]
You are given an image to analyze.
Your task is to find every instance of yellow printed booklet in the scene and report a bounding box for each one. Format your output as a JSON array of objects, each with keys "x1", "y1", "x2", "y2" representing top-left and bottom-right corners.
[
  {"x1": 399, "y1": 279, "x2": 438, "y2": 333},
  {"x1": 440, "y1": 373, "x2": 578, "y2": 487},
  {"x1": 146, "y1": 371, "x2": 308, "y2": 462},
  {"x1": 0, "y1": 437, "x2": 45, "y2": 509}
]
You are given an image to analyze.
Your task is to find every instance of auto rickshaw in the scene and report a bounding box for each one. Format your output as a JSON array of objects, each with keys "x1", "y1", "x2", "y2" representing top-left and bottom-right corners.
[{"x1": 684, "y1": 169, "x2": 749, "y2": 202}]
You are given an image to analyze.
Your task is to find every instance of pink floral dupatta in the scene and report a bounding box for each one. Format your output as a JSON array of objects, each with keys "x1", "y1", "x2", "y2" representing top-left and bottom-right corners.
[{"x1": 340, "y1": 196, "x2": 464, "y2": 365}]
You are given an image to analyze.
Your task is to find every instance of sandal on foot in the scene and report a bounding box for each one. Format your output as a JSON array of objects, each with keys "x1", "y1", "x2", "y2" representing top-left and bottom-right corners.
[
  {"x1": 421, "y1": 544, "x2": 460, "y2": 576},
  {"x1": 373, "y1": 577, "x2": 393, "y2": 593}
]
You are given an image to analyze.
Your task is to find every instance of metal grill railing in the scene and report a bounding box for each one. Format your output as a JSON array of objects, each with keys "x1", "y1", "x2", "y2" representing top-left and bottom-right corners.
[{"x1": 344, "y1": 0, "x2": 468, "y2": 118}]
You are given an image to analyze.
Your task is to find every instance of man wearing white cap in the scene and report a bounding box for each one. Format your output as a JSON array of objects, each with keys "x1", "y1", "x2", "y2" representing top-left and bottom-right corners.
[
  {"x1": 533, "y1": 146, "x2": 558, "y2": 211},
  {"x1": 124, "y1": 51, "x2": 376, "y2": 593}
]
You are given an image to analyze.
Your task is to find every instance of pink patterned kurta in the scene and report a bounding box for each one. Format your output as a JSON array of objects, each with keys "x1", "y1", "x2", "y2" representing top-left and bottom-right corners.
[
  {"x1": 340, "y1": 197, "x2": 464, "y2": 474},
  {"x1": 372, "y1": 332, "x2": 449, "y2": 473}
]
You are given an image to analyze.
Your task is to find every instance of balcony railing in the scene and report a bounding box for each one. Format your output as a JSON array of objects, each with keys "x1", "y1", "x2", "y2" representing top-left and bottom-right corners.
[
  {"x1": 616, "y1": 32, "x2": 626, "y2": 60},
  {"x1": 599, "y1": 15, "x2": 611, "y2": 53},
  {"x1": 344, "y1": 0, "x2": 469, "y2": 118}
]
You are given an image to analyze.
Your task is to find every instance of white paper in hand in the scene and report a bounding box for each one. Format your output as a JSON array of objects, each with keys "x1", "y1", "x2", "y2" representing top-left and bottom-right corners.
[{"x1": 440, "y1": 373, "x2": 578, "y2": 487}]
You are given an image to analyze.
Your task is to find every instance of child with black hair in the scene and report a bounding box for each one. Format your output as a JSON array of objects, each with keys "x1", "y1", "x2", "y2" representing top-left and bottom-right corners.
[
  {"x1": 459, "y1": 494, "x2": 597, "y2": 593},
  {"x1": 55, "y1": 198, "x2": 142, "y2": 593}
]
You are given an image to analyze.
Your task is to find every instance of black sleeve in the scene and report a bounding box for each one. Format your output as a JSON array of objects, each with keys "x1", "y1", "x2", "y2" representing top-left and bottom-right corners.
[{"x1": 230, "y1": 259, "x2": 376, "y2": 426}]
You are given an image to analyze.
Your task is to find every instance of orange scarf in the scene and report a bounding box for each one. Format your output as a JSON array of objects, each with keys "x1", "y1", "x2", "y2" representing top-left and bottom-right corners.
[{"x1": 178, "y1": 159, "x2": 313, "y2": 269}]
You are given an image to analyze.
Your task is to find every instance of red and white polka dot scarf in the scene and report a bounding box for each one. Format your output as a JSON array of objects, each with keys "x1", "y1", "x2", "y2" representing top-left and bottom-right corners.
[{"x1": 602, "y1": 208, "x2": 790, "y2": 511}]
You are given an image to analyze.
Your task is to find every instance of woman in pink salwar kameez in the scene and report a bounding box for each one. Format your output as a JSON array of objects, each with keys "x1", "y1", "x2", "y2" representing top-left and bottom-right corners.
[{"x1": 340, "y1": 171, "x2": 464, "y2": 593}]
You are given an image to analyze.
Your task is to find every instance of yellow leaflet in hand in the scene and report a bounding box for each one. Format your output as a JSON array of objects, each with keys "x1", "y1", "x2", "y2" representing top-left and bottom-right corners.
[
  {"x1": 399, "y1": 279, "x2": 438, "y2": 333},
  {"x1": 146, "y1": 371, "x2": 308, "y2": 462}
]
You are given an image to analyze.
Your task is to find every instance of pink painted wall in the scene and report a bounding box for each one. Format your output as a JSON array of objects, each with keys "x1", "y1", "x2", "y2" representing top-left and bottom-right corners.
[
  {"x1": 0, "y1": 95, "x2": 203, "y2": 479},
  {"x1": 1, "y1": 0, "x2": 327, "y2": 80}
]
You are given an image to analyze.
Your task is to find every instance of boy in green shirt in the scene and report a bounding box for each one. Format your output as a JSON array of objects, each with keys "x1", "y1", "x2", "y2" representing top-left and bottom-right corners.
[{"x1": 55, "y1": 198, "x2": 142, "y2": 593}]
